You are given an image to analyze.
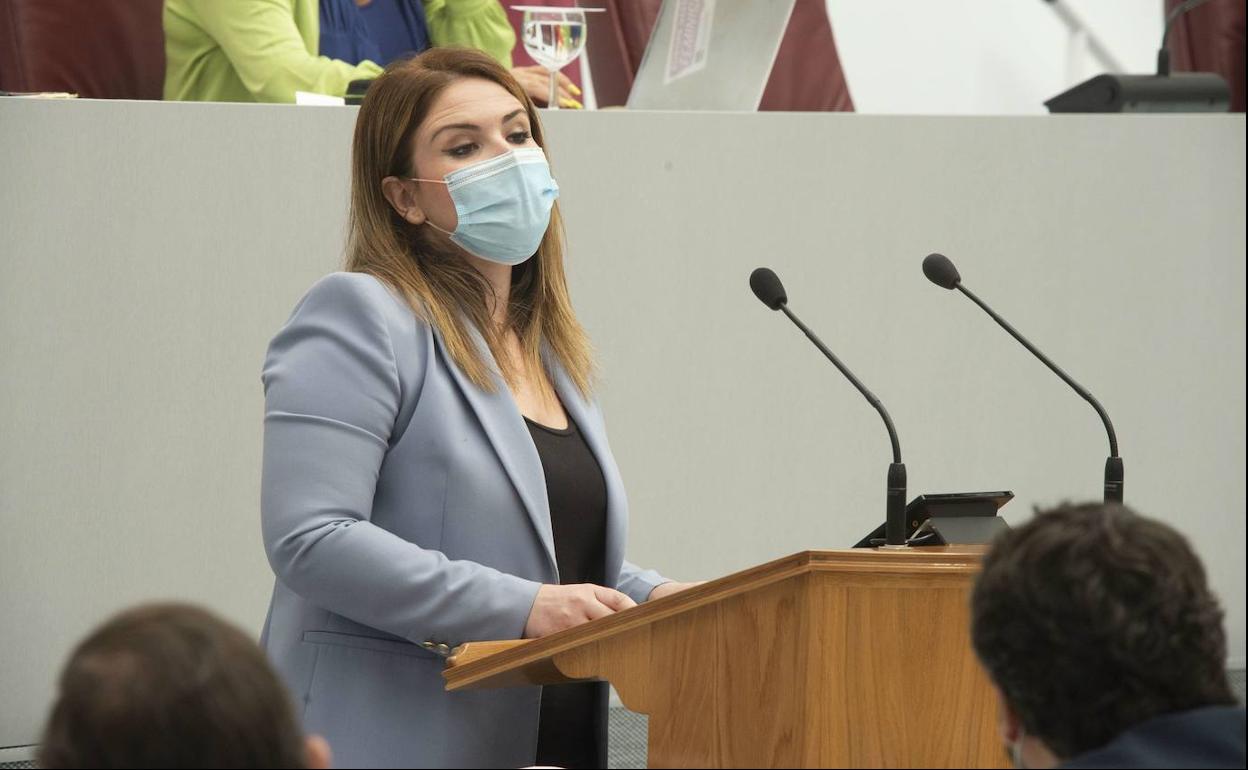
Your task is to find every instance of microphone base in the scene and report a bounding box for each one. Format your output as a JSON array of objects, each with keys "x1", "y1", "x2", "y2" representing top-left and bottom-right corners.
[
  {"x1": 1044, "y1": 72, "x2": 1229, "y2": 113},
  {"x1": 854, "y1": 491, "x2": 1014, "y2": 547}
]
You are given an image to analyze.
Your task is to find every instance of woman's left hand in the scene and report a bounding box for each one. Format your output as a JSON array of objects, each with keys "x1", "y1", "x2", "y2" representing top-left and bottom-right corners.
[{"x1": 647, "y1": 581, "x2": 705, "y2": 601}]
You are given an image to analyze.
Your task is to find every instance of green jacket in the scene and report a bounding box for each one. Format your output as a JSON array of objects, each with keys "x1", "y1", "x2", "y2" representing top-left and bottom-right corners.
[
  {"x1": 426, "y1": 0, "x2": 516, "y2": 69},
  {"x1": 164, "y1": 0, "x2": 516, "y2": 103}
]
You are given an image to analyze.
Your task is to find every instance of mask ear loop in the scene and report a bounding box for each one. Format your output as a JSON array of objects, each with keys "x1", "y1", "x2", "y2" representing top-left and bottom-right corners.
[
  {"x1": 423, "y1": 219, "x2": 453, "y2": 236},
  {"x1": 406, "y1": 177, "x2": 452, "y2": 233}
]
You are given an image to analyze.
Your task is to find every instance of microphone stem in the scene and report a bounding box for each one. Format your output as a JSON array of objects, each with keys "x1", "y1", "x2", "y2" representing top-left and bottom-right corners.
[
  {"x1": 1159, "y1": 0, "x2": 1214, "y2": 75},
  {"x1": 780, "y1": 305, "x2": 903, "y2": 464},
  {"x1": 957, "y1": 285, "x2": 1119, "y2": 458}
]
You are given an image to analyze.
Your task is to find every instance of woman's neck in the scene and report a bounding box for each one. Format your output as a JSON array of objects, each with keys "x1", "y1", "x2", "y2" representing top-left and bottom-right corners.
[{"x1": 463, "y1": 253, "x2": 512, "y2": 330}]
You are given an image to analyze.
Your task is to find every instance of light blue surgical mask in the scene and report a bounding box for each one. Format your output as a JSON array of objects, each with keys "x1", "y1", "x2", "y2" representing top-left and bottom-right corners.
[{"x1": 412, "y1": 147, "x2": 559, "y2": 266}]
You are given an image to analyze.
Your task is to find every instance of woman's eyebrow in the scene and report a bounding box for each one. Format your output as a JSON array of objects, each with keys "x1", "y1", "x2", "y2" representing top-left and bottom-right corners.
[
  {"x1": 432, "y1": 110, "x2": 526, "y2": 141},
  {"x1": 432, "y1": 122, "x2": 479, "y2": 141}
]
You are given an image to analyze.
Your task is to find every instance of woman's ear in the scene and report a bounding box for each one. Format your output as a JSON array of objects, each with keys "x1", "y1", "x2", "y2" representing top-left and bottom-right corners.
[{"x1": 381, "y1": 176, "x2": 427, "y2": 226}]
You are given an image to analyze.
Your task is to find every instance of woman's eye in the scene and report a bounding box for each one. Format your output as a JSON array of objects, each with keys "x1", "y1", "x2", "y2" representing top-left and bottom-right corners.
[
  {"x1": 448, "y1": 143, "x2": 477, "y2": 158},
  {"x1": 508, "y1": 130, "x2": 533, "y2": 144}
]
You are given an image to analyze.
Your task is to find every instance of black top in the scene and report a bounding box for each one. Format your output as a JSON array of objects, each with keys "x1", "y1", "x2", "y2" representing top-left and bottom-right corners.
[
  {"x1": 524, "y1": 414, "x2": 610, "y2": 769},
  {"x1": 524, "y1": 415, "x2": 608, "y2": 585}
]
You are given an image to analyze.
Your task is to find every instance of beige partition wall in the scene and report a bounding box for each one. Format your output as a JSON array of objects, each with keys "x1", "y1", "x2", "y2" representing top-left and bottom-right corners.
[{"x1": 1, "y1": 101, "x2": 1244, "y2": 757}]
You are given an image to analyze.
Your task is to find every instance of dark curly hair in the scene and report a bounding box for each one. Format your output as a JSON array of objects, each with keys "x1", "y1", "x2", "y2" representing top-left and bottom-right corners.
[{"x1": 971, "y1": 502, "x2": 1234, "y2": 759}]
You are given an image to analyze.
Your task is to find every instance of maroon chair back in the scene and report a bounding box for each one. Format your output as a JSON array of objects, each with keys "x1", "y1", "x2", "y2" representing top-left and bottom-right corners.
[
  {"x1": 0, "y1": 0, "x2": 165, "y2": 99},
  {"x1": 1166, "y1": 0, "x2": 1245, "y2": 112}
]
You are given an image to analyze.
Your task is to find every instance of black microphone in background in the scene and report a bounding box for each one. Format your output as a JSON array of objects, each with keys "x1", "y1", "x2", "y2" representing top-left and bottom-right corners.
[
  {"x1": 749, "y1": 268, "x2": 909, "y2": 546},
  {"x1": 1157, "y1": 0, "x2": 1216, "y2": 76},
  {"x1": 922, "y1": 253, "x2": 1123, "y2": 503},
  {"x1": 1043, "y1": 0, "x2": 1228, "y2": 112}
]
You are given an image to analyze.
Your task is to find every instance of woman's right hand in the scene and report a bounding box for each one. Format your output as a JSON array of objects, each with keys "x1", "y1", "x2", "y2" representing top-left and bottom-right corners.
[
  {"x1": 523, "y1": 583, "x2": 636, "y2": 638},
  {"x1": 511, "y1": 65, "x2": 582, "y2": 109}
]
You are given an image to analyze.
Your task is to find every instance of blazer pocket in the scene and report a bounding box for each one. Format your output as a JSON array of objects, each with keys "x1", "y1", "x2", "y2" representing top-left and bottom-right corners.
[{"x1": 301, "y1": 630, "x2": 442, "y2": 661}]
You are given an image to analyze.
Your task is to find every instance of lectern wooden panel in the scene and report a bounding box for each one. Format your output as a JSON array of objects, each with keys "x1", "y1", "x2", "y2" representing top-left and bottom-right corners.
[{"x1": 445, "y1": 548, "x2": 1007, "y2": 768}]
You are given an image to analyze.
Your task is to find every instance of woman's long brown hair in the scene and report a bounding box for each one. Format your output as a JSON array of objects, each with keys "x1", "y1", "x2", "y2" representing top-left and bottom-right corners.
[{"x1": 346, "y1": 47, "x2": 593, "y2": 397}]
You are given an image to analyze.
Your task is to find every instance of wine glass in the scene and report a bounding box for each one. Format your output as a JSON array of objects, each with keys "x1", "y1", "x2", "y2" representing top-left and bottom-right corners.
[{"x1": 515, "y1": 6, "x2": 588, "y2": 109}]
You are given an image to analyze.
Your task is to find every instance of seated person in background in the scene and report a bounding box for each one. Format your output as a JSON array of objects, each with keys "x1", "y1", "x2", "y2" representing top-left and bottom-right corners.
[
  {"x1": 165, "y1": 0, "x2": 578, "y2": 106},
  {"x1": 164, "y1": 0, "x2": 387, "y2": 102},
  {"x1": 319, "y1": 0, "x2": 431, "y2": 76},
  {"x1": 972, "y1": 502, "x2": 1245, "y2": 769},
  {"x1": 37, "y1": 603, "x2": 331, "y2": 769}
]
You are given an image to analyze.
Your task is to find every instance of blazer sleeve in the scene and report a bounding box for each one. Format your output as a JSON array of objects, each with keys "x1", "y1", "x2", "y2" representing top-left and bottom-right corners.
[
  {"x1": 617, "y1": 559, "x2": 670, "y2": 604},
  {"x1": 423, "y1": 0, "x2": 517, "y2": 68},
  {"x1": 260, "y1": 273, "x2": 541, "y2": 646}
]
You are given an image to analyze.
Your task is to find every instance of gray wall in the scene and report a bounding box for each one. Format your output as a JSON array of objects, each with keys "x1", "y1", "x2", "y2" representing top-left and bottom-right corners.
[{"x1": 1, "y1": 100, "x2": 1244, "y2": 752}]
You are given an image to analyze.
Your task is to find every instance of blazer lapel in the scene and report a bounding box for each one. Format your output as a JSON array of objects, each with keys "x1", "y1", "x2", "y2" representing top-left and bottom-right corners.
[{"x1": 434, "y1": 325, "x2": 558, "y2": 578}]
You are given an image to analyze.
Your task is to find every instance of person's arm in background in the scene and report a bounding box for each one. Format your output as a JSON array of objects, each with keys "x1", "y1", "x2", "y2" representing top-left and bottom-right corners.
[
  {"x1": 188, "y1": 0, "x2": 382, "y2": 102},
  {"x1": 423, "y1": 0, "x2": 580, "y2": 107},
  {"x1": 424, "y1": 0, "x2": 516, "y2": 66}
]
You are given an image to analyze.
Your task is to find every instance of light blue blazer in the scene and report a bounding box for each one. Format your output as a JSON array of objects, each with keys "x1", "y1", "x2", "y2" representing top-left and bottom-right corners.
[{"x1": 258, "y1": 272, "x2": 667, "y2": 768}]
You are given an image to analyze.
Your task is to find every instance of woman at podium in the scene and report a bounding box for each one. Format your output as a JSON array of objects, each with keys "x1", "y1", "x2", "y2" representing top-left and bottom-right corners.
[{"x1": 257, "y1": 47, "x2": 694, "y2": 768}]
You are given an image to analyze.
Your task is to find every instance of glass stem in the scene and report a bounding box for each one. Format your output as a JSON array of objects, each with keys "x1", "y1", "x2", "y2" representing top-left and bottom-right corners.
[{"x1": 548, "y1": 69, "x2": 559, "y2": 109}]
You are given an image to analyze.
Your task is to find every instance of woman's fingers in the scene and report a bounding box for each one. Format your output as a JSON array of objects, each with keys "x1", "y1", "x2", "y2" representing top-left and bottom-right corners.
[
  {"x1": 556, "y1": 71, "x2": 580, "y2": 95},
  {"x1": 583, "y1": 600, "x2": 615, "y2": 621},
  {"x1": 593, "y1": 585, "x2": 637, "y2": 612},
  {"x1": 558, "y1": 87, "x2": 582, "y2": 109},
  {"x1": 514, "y1": 69, "x2": 548, "y2": 105}
]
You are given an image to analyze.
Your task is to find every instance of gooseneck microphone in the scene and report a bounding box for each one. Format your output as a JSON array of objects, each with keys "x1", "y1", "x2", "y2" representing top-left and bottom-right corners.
[
  {"x1": 1157, "y1": 0, "x2": 1215, "y2": 76},
  {"x1": 749, "y1": 268, "x2": 909, "y2": 546},
  {"x1": 921, "y1": 254, "x2": 1123, "y2": 503}
]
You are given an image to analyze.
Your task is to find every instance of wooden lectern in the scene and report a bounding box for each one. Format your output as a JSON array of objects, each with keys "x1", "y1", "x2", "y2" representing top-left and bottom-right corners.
[{"x1": 445, "y1": 548, "x2": 1007, "y2": 768}]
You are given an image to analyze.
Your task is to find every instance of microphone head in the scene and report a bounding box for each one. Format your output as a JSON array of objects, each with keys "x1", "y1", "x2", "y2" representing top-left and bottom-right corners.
[
  {"x1": 749, "y1": 268, "x2": 788, "y2": 310},
  {"x1": 922, "y1": 253, "x2": 962, "y2": 290}
]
